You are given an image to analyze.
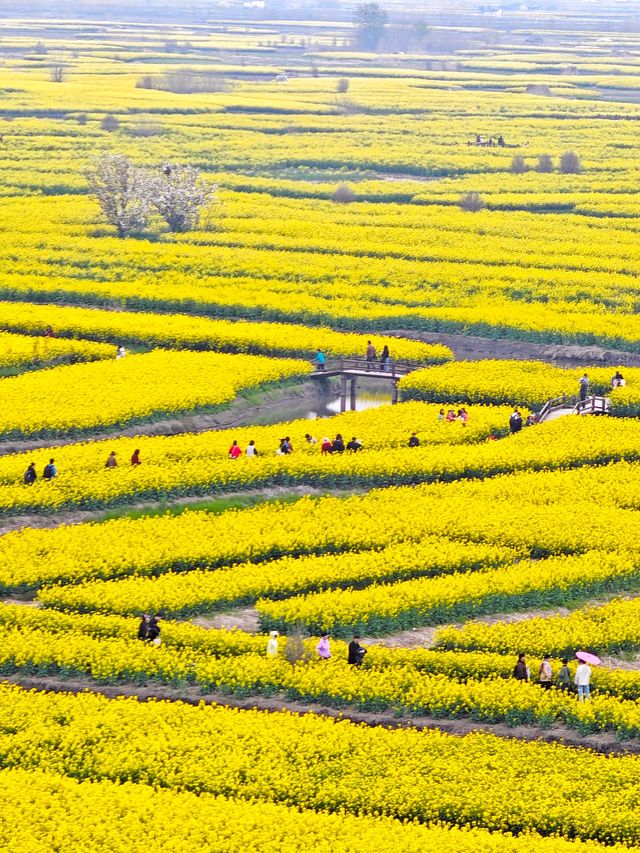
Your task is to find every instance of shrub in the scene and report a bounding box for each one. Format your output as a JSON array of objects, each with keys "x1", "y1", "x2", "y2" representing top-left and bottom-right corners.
[
  {"x1": 459, "y1": 191, "x2": 485, "y2": 212},
  {"x1": 559, "y1": 150, "x2": 582, "y2": 174},
  {"x1": 333, "y1": 183, "x2": 357, "y2": 204},
  {"x1": 535, "y1": 154, "x2": 553, "y2": 173},
  {"x1": 100, "y1": 114, "x2": 120, "y2": 132},
  {"x1": 510, "y1": 155, "x2": 527, "y2": 174},
  {"x1": 336, "y1": 77, "x2": 350, "y2": 93}
]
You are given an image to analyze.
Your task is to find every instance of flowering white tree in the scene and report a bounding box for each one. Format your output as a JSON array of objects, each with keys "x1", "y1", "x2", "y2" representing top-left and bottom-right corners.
[
  {"x1": 150, "y1": 164, "x2": 216, "y2": 232},
  {"x1": 85, "y1": 153, "x2": 153, "y2": 238}
]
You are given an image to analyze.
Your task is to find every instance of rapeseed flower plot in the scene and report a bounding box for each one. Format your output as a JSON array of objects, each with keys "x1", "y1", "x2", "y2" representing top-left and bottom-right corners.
[
  {"x1": 0, "y1": 300, "x2": 451, "y2": 364},
  {"x1": 0, "y1": 349, "x2": 309, "y2": 439},
  {"x1": 38, "y1": 537, "x2": 517, "y2": 616},
  {"x1": 0, "y1": 331, "x2": 114, "y2": 369},
  {"x1": 3, "y1": 683, "x2": 640, "y2": 844},
  {"x1": 3, "y1": 766, "x2": 622, "y2": 853}
]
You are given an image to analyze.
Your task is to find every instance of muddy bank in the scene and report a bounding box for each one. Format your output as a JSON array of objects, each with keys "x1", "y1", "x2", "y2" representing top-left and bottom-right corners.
[{"x1": 388, "y1": 329, "x2": 640, "y2": 369}]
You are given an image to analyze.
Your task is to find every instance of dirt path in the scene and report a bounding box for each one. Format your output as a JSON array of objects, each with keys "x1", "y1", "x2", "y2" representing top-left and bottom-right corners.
[
  {"x1": 0, "y1": 484, "x2": 362, "y2": 537},
  {"x1": 1, "y1": 672, "x2": 634, "y2": 755}
]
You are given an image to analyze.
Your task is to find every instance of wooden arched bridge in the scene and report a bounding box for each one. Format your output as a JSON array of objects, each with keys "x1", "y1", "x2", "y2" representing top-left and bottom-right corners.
[
  {"x1": 538, "y1": 393, "x2": 610, "y2": 422},
  {"x1": 310, "y1": 358, "x2": 417, "y2": 412}
]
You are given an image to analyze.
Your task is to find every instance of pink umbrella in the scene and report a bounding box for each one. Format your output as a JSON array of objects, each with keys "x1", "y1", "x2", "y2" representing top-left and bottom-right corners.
[{"x1": 576, "y1": 651, "x2": 602, "y2": 665}]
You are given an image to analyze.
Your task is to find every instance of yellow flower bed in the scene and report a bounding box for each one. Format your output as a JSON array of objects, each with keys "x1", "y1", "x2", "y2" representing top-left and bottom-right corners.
[
  {"x1": 2, "y1": 767, "x2": 610, "y2": 853},
  {"x1": 0, "y1": 402, "x2": 514, "y2": 514},
  {"x1": 4, "y1": 682, "x2": 640, "y2": 844},
  {"x1": 0, "y1": 300, "x2": 451, "y2": 364},
  {"x1": 400, "y1": 359, "x2": 640, "y2": 411},
  {"x1": 38, "y1": 537, "x2": 516, "y2": 616},
  {"x1": 256, "y1": 551, "x2": 639, "y2": 636},
  {"x1": 8, "y1": 442, "x2": 640, "y2": 594},
  {"x1": 0, "y1": 349, "x2": 309, "y2": 439},
  {"x1": 0, "y1": 330, "x2": 114, "y2": 369},
  {"x1": 435, "y1": 596, "x2": 640, "y2": 659}
]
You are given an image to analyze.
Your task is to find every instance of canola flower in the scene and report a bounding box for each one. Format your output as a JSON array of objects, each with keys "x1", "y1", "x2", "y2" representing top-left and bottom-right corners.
[
  {"x1": 435, "y1": 596, "x2": 640, "y2": 659},
  {"x1": 0, "y1": 767, "x2": 617, "y2": 853},
  {"x1": 0, "y1": 402, "x2": 514, "y2": 515},
  {"x1": 400, "y1": 359, "x2": 640, "y2": 412},
  {"x1": 256, "y1": 551, "x2": 640, "y2": 636},
  {"x1": 38, "y1": 537, "x2": 516, "y2": 616},
  {"x1": 0, "y1": 349, "x2": 309, "y2": 439},
  {"x1": 4, "y1": 683, "x2": 640, "y2": 845},
  {"x1": 0, "y1": 330, "x2": 114, "y2": 370},
  {"x1": 0, "y1": 300, "x2": 451, "y2": 364},
  {"x1": 8, "y1": 454, "x2": 640, "y2": 594}
]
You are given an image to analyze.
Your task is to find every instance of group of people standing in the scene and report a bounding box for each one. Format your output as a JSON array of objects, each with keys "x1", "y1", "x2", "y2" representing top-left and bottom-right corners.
[
  {"x1": 266, "y1": 631, "x2": 368, "y2": 666},
  {"x1": 513, "y1": 653, "x2": 592, "y2": 701}
]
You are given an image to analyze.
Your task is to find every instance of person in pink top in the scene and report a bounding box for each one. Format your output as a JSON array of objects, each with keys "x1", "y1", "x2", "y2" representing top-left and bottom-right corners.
[
  {"x1": 316, "y1": 634, "x2": 331, "y2": 660},
  {"x1": 228, "y1": 440, "x2": 242, "y2": 460}
]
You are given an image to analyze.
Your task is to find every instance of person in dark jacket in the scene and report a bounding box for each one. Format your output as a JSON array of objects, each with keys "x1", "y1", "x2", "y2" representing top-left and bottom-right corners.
[
  {"x1": 513, "y1": 653, "x2": 529, "y2": 681},
  {"x1": 346, "y1": 436, "x2": 362, "y2": 452},
  {"x1": 131, "y1": 449, "x2": 141, "y2": 466},
  {"x1": 332, "y1": 434, "x2": 345, "y2": 453},
  {"x1": 509, "y1": 409, "x2": 523, "y2": 433},
  {"x1": 43, "y1": 458, "x2": 57, "y2": 480},
  {"x1": 348, "y1": 636, "x2": 367, "y2": 666},
  {"x1": 147, "y1": 614, "x2": 161, "y2": 643},
  {"x1": 379, "y1": 345, "x2": 390, "y2": 372},
  {"x1": 137, "y1": 614, "x2": 149, "y2": 641},
  {"x1": 23, "y1": 462, "x2": 37, "y2": 485},
  {"x1": 408, "y1": 432, "x2": 420, "y2": 447}
]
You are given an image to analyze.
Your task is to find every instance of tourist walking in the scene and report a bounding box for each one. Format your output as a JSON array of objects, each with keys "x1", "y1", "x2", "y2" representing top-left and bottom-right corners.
[
  {"x1": 509, "y1": 409, "x2": 523, "y2": 433},
  {"x1": 228, "y1": 440, "x2": 242, "y2": 460},
  {"x1": 105, "y1": 451, "x2": 117, "y2": 469},
  {"x1": 305, "y1": 433, "x2": 317, "y2": 445},
  {"x1": 131, "y1": 449, "x2": 141, "y2": 466},
  {"x1": 266, "y1": 631, "x2": 279, "y2": 658},
  {"x1": 538, "y1": 654, "x2": 552, "y2": 689},
  {"x1": 408, "y1": 432, "x2": 420, "y2": 447},
  {"x1": 321, "y1": 437, "x2": 332, "y2": 455},
  {"x1": 348, "y1": 635, "x2": 367, "y2": 666},
  {"x1": 42, "y1": 458, "x2": 57, "y2": 480},
  {"x1": 147, "y1": 614, "x2": 161, "y2": 646},
  {"x1": 317, "y1": 633, "x2": 331, "y2": 660},
  {"x1": 513, "y1": 653, "x2": 529, "y2": 681},
  {"x1": 315, "y1": 349, "x2": 326, "y2": 371},
  {"x1": 23, "y1": 462, "x2": 37, "y2": 485},
  {"x1": 245, "y1": 440, "x2": 258, "y2": 457},
  {"x1": 137, "y1": 614, "x2": 149, "y2": 641},
  {"x1": 346, "y1": 436, "x2": 363, "y2": 452},
  {"x1": 612, "y1": 370, "x2": 625, "y2": 388},
  {"x1": 557, "y1": 659, "x2": 571, "y2": 692},
  {"x1": 574, "y1": 659, "x2": 591, "y2": 701},
  {"x1": 331, "y1": 434, "x2": 345, "y2": 453},
  {"x1": 116, "y1": 345, "x2": 127, "y2": 359},
  {"x1": 379, "y1": 345, "x2": 390, "y2": 372},
  {"x1": 365, "y1": 340, "x2": 376, "y2": 370},
  {"x1": 579, "y1": 373, "x2": 589, "y2": 402}
]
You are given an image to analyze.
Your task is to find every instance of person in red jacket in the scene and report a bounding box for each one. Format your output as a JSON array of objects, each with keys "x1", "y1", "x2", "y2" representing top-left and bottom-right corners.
[{"x1": 228, "y1": 440, "x2": 242, "y2": 460}]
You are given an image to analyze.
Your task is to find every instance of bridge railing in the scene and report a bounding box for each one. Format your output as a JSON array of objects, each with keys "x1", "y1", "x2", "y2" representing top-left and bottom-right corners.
[
  {"x1": 538, "y1": 393, "x2": 578, "y2": 422},
  {"x1": 315, "y1": 357, "x2": 415, "y2": 377},
  {"x1": 539, "y1": 393, "x2": 609, "y2": 422}
]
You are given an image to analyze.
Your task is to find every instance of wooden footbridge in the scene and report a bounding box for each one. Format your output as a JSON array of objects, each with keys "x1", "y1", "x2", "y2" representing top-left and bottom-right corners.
[
  {"x1": 310, "y1": 358, "x2": 417, "y2": 412},
  {"x1": 538, "y1": 393, "x2": 610, "y2": 422}
]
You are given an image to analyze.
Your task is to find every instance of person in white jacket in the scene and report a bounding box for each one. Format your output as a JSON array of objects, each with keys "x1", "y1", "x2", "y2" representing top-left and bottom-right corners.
[{"x1": 575, "y1": 661, "x2": 591, "y2": 701}]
